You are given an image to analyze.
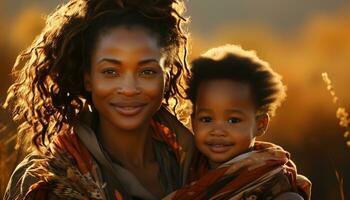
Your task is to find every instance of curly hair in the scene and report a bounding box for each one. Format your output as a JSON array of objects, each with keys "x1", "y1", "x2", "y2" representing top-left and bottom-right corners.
[
  {"x1": 4, "y1": 0, "x2": 189, "y2": 152},
  {"x1": 186, "y1": 44, "x2": 286, "y2": 117}
]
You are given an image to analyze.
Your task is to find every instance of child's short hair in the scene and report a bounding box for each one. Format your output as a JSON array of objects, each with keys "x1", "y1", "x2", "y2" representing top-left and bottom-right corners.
[{"x1": 186, "y1": 44, "x2": 286, "y2": 116}]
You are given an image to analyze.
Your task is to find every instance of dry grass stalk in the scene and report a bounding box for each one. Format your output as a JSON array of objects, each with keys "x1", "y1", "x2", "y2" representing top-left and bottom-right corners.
[
  {"x1": 322, "y1": 72, "x2": 348, "y2": 200},
  {"x1": 322, "y1": 72, "x2": 350, "y2": 147}
]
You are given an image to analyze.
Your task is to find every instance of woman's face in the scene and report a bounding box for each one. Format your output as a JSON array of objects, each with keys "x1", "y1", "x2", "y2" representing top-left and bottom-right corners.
[{"x1": 85, "y1": 26, "x2": 166, "y2": 131}]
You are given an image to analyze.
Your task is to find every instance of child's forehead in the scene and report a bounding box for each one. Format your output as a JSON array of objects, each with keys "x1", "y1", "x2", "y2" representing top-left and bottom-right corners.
[
  {"x1": 198, "y1": 79, "x2": 251, "y2": 96},
  {"x1": 195, "y1": 79, "x2": 256, "y2": 109}
]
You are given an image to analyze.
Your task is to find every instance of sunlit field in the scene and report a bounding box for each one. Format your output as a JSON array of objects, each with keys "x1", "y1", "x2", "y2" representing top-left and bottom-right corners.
[{"x1": 1, "y1": 1, "x2": 349, "y2": 199}]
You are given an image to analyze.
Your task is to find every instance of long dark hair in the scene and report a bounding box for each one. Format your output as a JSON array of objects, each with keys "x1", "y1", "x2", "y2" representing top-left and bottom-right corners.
[{"x1": 4, "y1": 0, "x2": 189, "y2": 152}]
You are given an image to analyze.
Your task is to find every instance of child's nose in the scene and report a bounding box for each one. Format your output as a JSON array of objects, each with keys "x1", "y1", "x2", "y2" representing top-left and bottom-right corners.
[{"x1": 209, "y1": 124, "x2": 227, "y2": 137}]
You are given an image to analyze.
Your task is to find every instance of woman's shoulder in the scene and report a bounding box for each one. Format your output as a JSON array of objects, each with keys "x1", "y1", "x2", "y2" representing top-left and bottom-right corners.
[
  {"x1": 154, "y1": 106, "x2": 195, "y2": 185},
  {"x1": 4, "y1": 133, "x2": 106, "y2": 200},
  {"x1": 4, "y1": 153, "x2": 44, "y2": 200},
  {"x1": 154, "y1": 106, "x2": 193, "y2": 143},
  {"x1": 154, "y1": 106, "x2": 194, "y2": 161}
]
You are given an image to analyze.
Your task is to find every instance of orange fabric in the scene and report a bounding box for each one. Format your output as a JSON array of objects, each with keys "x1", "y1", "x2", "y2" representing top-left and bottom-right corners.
[
  {"x1": 173, "y1": 160, "x2": 286, "y2": 199},
  {"x1": 214, "y1": 159, "x2": 285, "y2": 196},
  {"x1": 169, "y1": 141, "x2": 309, "y2": 200},
  {"x1": 24, "y1": 132, "x2": 96, "y2": 200},
  {"x1": 24, "y1": 120, "x2": 180, "y2": 200},
  {"x1": 55, "y1": 132, "x2": 93, "y2": 174},
  {"x1": 151, "y1": 119, "x2": 181, "y2": 160},
  {"x1": 115, "y1": 191, "x2": 124, "y2": 200}
]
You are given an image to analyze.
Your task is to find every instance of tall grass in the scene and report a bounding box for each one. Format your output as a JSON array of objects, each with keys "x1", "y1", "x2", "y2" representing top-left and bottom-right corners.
[
  {"x1": 322, "y1": 72, "x2": 349, "y2": 200},
  {"x1": 322, "y1": 72, "x2": 350, "y2": 147}
]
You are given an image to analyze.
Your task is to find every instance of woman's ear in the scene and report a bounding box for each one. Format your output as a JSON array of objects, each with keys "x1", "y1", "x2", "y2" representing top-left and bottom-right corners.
[
  {"x1": 84, "y1": 72, "x2": 92, "y2": 92},
  {"x1": 255, "y1": 113, "x2": 270, "y2": 137}
]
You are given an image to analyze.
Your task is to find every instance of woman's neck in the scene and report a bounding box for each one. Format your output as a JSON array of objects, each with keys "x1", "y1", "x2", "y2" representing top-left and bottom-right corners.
[{"x1": 97, "y1": 118, "x2": 156, "y2": 168}]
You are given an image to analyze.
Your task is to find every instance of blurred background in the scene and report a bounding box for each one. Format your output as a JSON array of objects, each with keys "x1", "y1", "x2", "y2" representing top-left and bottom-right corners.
[{"x1": 0, "y1": 0, "x2": 349, "y2": 199}]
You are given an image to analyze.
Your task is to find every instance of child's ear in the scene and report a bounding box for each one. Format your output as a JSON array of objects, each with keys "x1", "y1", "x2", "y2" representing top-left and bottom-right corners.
[
  {"x1": 255, "y1": 113, "x2": 270, "y2": 137},
  {"x1": 84, "y1": 72, "x2": 92, "y2": 92}
]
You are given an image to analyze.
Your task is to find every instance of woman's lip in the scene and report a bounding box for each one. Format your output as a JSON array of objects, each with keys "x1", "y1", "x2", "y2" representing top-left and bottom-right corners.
[
  {"x1": 207, "y1": 144, "x2": 233, "y2": 153},
  {"x1": 110, "y1": 102, "x2": 147, "y2": 107},
  {"x1": 110, "y1": 104, "x2": 146, "y2": 116}
]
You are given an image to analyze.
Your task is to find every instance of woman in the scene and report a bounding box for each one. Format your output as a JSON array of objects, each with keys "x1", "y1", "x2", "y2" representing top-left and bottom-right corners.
[{"x1": 4, "y1": 0, "x2": 193, "y2": 199}]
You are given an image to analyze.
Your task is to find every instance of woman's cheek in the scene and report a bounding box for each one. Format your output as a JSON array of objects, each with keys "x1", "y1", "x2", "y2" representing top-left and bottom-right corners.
[{"x1": 141, "y1": 76, "x2": 165, "y2": 98}]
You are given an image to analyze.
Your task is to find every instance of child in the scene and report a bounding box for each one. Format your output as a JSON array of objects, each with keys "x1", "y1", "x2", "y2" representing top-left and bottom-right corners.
[{"x1": 165, "y1": 45, "x2": 311, "y2": 200}]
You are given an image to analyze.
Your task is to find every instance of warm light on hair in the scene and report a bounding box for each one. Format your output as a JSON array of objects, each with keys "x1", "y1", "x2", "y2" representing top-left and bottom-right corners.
[
  {"x1": 187, "y1": 44, "x2": 286, "y2": 117},
  {"x1": 4, "y1": 0, "x2": 189, "y2": 152}
]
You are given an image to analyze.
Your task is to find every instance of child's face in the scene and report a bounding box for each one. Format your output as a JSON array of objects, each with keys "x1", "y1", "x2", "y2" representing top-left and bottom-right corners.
[{"x1": 192, "y1": 79, "x2": 268, "y2": 168}]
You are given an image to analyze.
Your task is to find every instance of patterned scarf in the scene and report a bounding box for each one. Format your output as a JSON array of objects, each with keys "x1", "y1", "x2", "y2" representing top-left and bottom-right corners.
[
  {"x1": 23, "y1": 120, "x2": 181, "y2": 200},
  {"x1": 164, "y1": 141, "x2": 311, "y2": 200}
]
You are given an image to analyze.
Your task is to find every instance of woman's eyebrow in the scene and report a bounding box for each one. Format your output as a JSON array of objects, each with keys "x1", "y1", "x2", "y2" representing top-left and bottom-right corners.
[
  {"x1": 138, "y1": 58, "x2": 159, "y2": 66},
  {"x1": 97, "y1": 58, "x2": 122, "y2": 65},
  {"x1": 96, "y1": 58, "x2": 159, "y2": 66}
]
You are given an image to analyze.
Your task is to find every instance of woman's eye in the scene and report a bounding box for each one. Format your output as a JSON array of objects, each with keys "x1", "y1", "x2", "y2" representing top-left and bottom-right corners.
[
  {"x1": 228, "y1": 117, "x2": 241, "y2": 124},
  {"x1": 102, "y1": 69, "x2": 118, "y2": 76},
  {"x1": 140, "y1": 69, "x2": 157, "y2": 76},
  {"x1": 199, "y1": 116, "x2": 212, "y2": 123}
]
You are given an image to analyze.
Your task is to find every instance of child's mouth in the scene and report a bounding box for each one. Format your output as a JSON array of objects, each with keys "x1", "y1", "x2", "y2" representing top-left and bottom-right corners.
[{"x1": 207, "y1": 143, "x2": 233, "y2": 153}]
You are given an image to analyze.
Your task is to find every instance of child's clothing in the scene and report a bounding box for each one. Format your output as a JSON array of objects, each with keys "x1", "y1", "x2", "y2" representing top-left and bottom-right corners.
[{"x1": 165, "y1": 141, "x2": 311, "y2": 200}]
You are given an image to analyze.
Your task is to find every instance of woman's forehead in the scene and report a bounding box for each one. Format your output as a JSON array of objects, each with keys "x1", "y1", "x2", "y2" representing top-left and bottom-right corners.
[
  {"x1": 93, "y1": 26, "x2": 159, "y2": 54},
  {"x1": 97, "y1": 25, "x2": 160, "y2": 46}
]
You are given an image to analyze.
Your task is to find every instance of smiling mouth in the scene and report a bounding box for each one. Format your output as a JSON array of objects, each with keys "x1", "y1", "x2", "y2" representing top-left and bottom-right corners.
[
  {"x1": 205, "y1": 141, "x2": 234, "y2": 153},
  {"x1": 110, "y1": 103, "x2": 147, "y2": 116}
]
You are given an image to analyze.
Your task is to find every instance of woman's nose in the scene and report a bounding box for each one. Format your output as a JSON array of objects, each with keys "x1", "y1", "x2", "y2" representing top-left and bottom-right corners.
[{"x1": 116, "y1": 74, "x2": 141, "y2": 96}]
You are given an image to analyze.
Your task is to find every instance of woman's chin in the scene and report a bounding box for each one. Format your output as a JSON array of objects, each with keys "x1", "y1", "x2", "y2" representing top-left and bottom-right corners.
[{"x1": 109, "y1": 114, "x2": 152, "y2": 132}]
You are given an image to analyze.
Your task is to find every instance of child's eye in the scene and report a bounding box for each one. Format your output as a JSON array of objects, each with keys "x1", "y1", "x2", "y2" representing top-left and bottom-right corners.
[
  {"x1": 102, "y1": 68, "x2": 118, "y2": 77},
  {"x1": 140, "y1": 69, "x2": 157, "y2": 76},
  {"x1": 199, "y1": 116, "x2": 212, "y2": 123},
  {"x1": 228, "y1": 117, "x2": 241, "y2": 124}
]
